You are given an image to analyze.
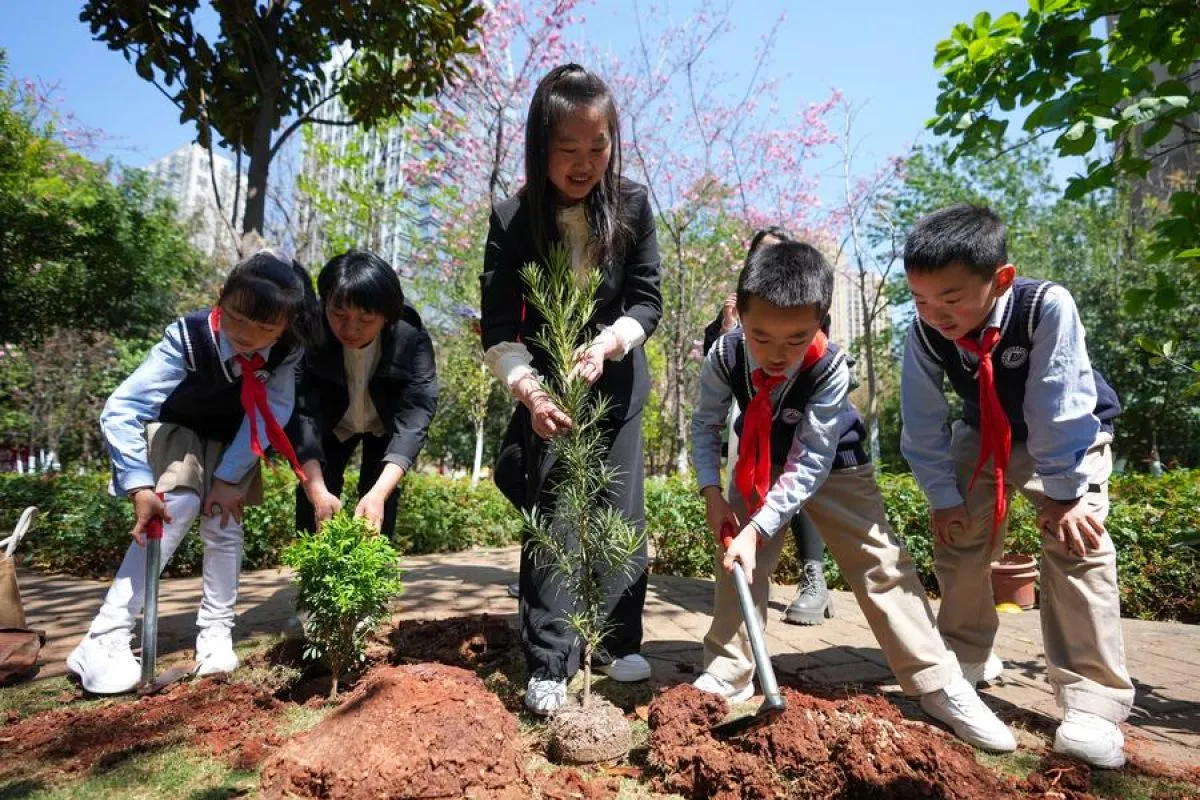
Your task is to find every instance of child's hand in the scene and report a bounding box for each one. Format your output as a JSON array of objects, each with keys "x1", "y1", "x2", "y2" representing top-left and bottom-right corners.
[
  {"x1": 568, "y1": 340, "x2": 610, "y2": 385},
  {"x1": 307, "y1": 485, "x2": 343, "y2": 525},
  {"x1": 702, "y1": 487, "x2": 741, "y2": 547},
  {"x1": 354, "y1": 491, "x2": 387, "y2": 533},
  {"x1": 720, "y1": 293, "x2": 739, "y2": 334},
  {"x1": 130, "y1": 488, "x2": 171, "y2": 546},
  {"x1": 203, "y1": 479, "x2": 247, "y2": 527},
  {"x1": 930, "y1": 504, "x2": 969, "y2": 545},
  {"x1": 722, "y1": 524, "x2": 762, "y2": 583},
  {"x1": 1038, "y1": 498, "x2": 1105, "y2": 557}
]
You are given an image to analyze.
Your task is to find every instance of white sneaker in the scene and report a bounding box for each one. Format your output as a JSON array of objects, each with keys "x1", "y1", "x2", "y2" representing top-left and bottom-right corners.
[
  {"x1": 920, "y1": 676, "x2": 1016, "y2": 752},
  {"x1": 595, "y1": 653, "x2": 652, "y2": 682},
  {"x1": 961, "y1": 653, "x2": 1005, "y2": 685},
  {"x1": 692, "y1": 671, "x2": 754, "y2": 703},
  {"x1": 195, "y1": 627, "x2": 239, "y2": 676},
  {"x1": 66, "y1": 630, "x2": 141, "y2": 695},
  {"x1": 525, "y1": 676, "x2": 567, "y2": 716},
  {"x1": 1054, "y1": 709, "x2": 1126, "y2": 769}
]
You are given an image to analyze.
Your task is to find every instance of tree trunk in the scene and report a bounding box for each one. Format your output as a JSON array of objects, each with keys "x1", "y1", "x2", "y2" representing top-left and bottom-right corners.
[
  {"x1": 471, "y1": 418, "x2": 485, "y2": 487},
  {"x1": 242, "y1": 82, "x2": 278, "y2": 240}
]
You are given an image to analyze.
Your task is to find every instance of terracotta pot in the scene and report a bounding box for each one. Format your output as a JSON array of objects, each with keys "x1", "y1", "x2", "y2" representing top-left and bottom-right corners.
[{"x1": 990, "y1": 553, "x2": 1039, "y2": 610}]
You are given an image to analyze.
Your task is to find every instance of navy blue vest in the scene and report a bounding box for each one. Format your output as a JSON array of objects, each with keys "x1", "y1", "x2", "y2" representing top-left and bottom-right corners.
[
  {"x1": 912, "y1": 278, "x2": 1119, "y2": 442},
  {"x1": 158, "y1": 310, "x2": 297, "y2": 444},
  {"x1": 713, "y1": 331, "x2": 868, "y2": 469}
]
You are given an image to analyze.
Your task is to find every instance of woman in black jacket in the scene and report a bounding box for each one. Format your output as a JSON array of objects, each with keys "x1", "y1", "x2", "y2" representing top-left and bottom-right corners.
[
  {"x1": 290, "y1": 250, "x2": 438, "y2": 538},
  {"x1": 481, "y1": 64, "x2": 662, "y2": 715}
]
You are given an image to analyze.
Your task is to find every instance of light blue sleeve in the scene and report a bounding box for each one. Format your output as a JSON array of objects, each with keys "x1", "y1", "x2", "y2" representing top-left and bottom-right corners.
[
  {"x1": 690, "y1": 346, "x2": 733, "y2": 492},
  {"x1": 1023, "y1": 286, "x2": 1100, "y2": 500},
  {"x1": 900, "y1": 324, "x2": 962, "y2": 509},
  {"x1": 100, "y1": 322, "x2": 189, "y2": 495},
  {"x1": 213, "y1": 346, "x2": 303, "y2": 483},
  {"x1": 750, "y1": 361, "x2": 849, "y2": 537}
]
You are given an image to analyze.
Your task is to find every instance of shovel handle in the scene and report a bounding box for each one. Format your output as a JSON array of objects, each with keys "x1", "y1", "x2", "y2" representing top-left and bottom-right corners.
[
  {"x1": 140, "y1": 493, "x2": 165, "y2": 687},
  {"x1": 719, "y1": 522, "x2": 784, "y2": 712}
]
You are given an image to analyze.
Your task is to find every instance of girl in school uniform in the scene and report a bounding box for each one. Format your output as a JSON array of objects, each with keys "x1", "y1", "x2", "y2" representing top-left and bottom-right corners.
[
  {"x1": 68, "y1": 250, "x2": 321, "y2": 695},
  {"x1": 480, "y1": 63, "x2": 663, "y2": 715},
  {"x1": 290, "y1": 250, "x2": 438, "y2": 537}
]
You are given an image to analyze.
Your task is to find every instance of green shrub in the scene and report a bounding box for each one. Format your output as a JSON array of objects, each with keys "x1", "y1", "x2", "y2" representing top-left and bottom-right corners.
[
  {"x1": 283, "y1": 512, "x2": 404, "y2": 698},
  {"x1": 392, "y1": 473, "x2": 523, "y2": 553},
  {"x1": 643, "y1": 470, "x2": 1200, "y2": 623},
  {"x1": 5, "y1": 467, "x2": 1196, "y2": 623}
]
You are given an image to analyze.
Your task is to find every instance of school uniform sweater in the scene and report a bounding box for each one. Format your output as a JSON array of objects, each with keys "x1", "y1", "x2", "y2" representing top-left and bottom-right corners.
[
  {"x1": 691, "y1": 328, "x2": 868, "y2": 537},
  {"x1": 101, "y1": 310, "x2": 301, "y2": 496},
  {"x1": 900, "y1": 278, "x2": 1120, "y2": 509}
]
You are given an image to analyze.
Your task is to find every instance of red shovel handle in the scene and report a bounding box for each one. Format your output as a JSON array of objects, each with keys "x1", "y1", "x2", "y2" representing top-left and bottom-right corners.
[
  {"x1": 145, "y1": 491, "x2": 165, "y2": 541},
  {"x1": 720, "y1": 521, "x2": 735, "y2": 550}
]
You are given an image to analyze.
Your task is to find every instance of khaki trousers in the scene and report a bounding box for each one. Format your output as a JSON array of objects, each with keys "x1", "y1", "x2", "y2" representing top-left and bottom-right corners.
[
  {"x1": 937, "y1": 422, "x2": 1134, "y2": 723},
  {"x1": 703, "y1": 464, "x2": 959, "y2": 696}
]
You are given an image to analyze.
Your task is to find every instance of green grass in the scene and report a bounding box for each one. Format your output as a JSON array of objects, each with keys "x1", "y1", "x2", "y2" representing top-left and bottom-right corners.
[
  {"x1": 0, "y1": 743, "x2": 257, "y2": 800},
  {"x1": 274, "y1": 702, "x2": 334, "y2": 738},
  {"x1": 977, "y1": 749, "x2": 1200, "y2": 799}
]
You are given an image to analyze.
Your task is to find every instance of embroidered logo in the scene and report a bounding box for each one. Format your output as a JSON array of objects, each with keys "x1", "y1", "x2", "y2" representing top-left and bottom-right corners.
[
  {"x1": 254, "y1": 369, "x2": 271, "y2": 383},
  {"x1": 1000, "y1": 346, "x2": 1028, "y2": 369},
  {"x1": 781, "y1": 408, "x2": 803, "y2": 424}
]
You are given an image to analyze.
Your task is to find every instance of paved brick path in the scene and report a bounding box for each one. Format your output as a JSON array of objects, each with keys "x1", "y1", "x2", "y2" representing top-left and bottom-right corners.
[{"x1": 16, "y1": 545, "x2": 1199, "y2": 768}]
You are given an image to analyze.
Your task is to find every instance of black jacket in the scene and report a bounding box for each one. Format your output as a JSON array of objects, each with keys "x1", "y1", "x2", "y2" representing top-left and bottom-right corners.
[
  {"x1": 479, "y1": 179, "x2": 662, "y2": 420},
  {"x1": 287, "y1": 304, "x2": 438, "y2": 469}
]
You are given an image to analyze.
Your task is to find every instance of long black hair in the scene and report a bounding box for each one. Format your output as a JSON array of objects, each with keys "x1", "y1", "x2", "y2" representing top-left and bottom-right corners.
[
  {"x1": 524, "y1": 63, "x2": 628, "y2": 269},
  {"x1": 219, "y1": 250, "x2": 323, "y2": 348}
]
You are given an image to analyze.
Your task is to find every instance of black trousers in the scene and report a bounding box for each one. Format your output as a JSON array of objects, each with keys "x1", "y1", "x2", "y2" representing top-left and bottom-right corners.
[
  {"x1": 791, "y1": 509, "x2": 824, "y2": 563},
  {"x1": 502, "y1": 404, "x2": 648, "y2": 680},
  {"x1": 294, "y1": 431, "x2": 399, "y2": 539}
]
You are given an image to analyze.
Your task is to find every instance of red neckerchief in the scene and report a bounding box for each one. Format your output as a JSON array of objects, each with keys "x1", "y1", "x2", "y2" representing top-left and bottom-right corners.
[
  {"x1": 210, "y1": 307, "x2": 306, "y2": 482},
  {"x1": 734, "y1": 331, "x2": 828, "y2": 515},
  {"x1": 957, "y1": 326, "x2": 1009, "y2": 548}
]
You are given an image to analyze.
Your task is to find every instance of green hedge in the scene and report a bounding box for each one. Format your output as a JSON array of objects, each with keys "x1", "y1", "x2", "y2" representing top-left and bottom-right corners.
[
  {"x1": 2, "y1": 469, "x2": 1196, "y2": 622},
  {"x1": 644, "y1": 472, "x2": 1200, "y2": 624},
  {"x1": 0, "y1": 469, "x2": 522, "y2": 579}
]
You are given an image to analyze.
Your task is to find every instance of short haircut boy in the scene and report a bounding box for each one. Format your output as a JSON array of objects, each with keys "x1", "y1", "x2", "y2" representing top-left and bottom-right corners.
[
  {"x1": 736, "y1": 240, "x2": 833, "y2": 316},
  {"x1": 903, "y1": 204, "x2": 1008, "y2": 279}
]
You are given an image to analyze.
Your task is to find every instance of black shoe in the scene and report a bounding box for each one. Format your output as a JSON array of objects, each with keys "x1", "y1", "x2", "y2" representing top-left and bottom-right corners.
[{"x1": 506, "y1": 581, "x2": 520, "y2": 599}]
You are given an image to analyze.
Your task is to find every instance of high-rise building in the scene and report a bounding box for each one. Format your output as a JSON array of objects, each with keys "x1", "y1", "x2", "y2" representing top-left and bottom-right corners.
[
  {"x1": 294, "y1": 115, "x2": 425, "y2": 272},
  {"x1": 828, "y1": 266, "x2": 888, "y2": 362},
  {"x1": 143, "y1": 144, "x2": 246, "y2": 261}
]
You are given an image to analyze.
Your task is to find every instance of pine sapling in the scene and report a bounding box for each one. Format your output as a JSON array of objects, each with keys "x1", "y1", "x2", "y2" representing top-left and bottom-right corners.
[
  {"x1": 283, "y1": 512, "x2": 404, "y2": 699},
  {"x1": 520, "y1": 244, "x2": 645, "y2": 707}
]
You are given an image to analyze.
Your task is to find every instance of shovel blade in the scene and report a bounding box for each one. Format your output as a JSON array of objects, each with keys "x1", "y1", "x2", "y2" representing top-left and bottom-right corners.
[
  {"x1": 710, "y1": 697, "x2": 786, "y2": 739},
  {"x1": 136, "y1": 663, "x2": 192, "y2": 697}
]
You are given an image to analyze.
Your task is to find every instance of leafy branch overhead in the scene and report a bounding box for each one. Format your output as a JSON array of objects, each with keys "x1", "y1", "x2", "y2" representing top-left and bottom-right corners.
[
  {"x1": 79, "y1": 0, "x2": 483, "y2": 238},
  {"x1": 929, "y1": 0, "x2": 1199, "y2": 259}
]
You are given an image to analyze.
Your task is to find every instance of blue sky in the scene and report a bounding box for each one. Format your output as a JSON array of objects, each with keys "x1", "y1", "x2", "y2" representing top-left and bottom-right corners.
[{"x1": 0, "y1": 1, "x2": 1060, "y2": 204}]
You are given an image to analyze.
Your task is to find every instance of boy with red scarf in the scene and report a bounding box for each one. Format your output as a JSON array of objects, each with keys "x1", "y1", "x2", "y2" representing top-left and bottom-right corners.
[
  {"x1": 900, "y1": 205, "x2": 1131, "y2": 768},
  {"x1": 691, "y1": 240, "x2": 1013, "y2": 753}
]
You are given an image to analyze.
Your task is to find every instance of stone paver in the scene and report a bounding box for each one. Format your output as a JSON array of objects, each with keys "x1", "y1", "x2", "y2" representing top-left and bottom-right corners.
[{"x1": 14, "y1": 545, "x2": 1200, "y2": 768}]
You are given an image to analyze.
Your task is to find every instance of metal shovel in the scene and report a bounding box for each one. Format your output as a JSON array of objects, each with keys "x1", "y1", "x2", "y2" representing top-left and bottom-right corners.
[
  {"x1": 137, "y1": 507, "x2": 189, "y2": 696},
  {"x1": 710, "y1": 523, "x2": 786, "y2": 738}
]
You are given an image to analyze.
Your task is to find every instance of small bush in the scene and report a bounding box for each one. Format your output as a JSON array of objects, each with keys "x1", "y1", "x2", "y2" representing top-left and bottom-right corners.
[
  {"x1": 392, "y1": 473, "x2": 523, "y2": 553},
  {"x1": 283, "y1": 512, "x2": 404, "y2": 698}
]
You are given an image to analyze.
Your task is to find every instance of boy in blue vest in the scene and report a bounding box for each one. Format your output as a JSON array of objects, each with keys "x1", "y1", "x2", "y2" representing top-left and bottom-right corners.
[
  {"x1": 900, "y1": 204, "x2": 1133, "y2": 768},
  {"x1": 692, "y1": 240, "x2": 1015, "y2": 753}
]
